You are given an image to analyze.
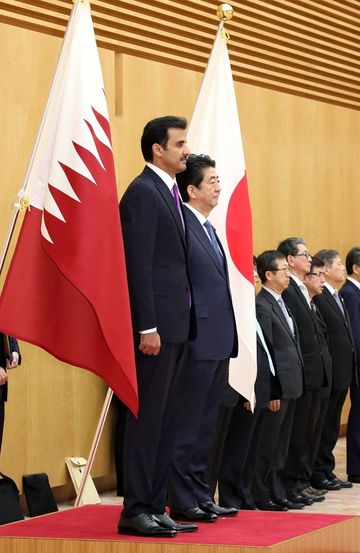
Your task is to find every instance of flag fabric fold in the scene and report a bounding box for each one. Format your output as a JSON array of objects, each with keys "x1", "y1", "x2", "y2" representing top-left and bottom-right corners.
[
  {"x1": 187, "y1": 23, "x2": 257, "y2": 405},
  {"x1": 0, "y1": 1, "x2": 138, "y2": 415}
]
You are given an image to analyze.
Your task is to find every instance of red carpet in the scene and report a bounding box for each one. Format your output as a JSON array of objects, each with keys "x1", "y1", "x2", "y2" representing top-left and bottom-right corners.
[{"x1": 0, "y1": 506, "x2": 352, "y2": 546}]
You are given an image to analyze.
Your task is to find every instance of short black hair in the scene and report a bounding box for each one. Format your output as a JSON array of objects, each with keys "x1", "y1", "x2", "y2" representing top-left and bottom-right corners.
[
  {"x1": 315, "y1": 249, "x2": 339, "y2": 268},
  {"x1": 278, "y1": 237, "x2": 306, "y2": 258},
  {"x1": 257, "y1": 250, "x2": 286, "y2": 284},
  {"x1": 141, "y1": 116, "x2": 187, "y2": 162},
  {"x1": 176, "y1": 154, "x2": 216, "y2": 202},
  {"x1": 345, "y1": 247, "x2": 360, "y2": 275},
  {"x1": 308, "y1": 256, "x2": 325, "y2": 273}
]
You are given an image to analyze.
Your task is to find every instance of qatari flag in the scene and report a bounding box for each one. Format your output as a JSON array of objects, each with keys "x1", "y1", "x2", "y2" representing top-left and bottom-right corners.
[
  {"x1": 187, "y1": 23, "x2": 257, "y2": 406},
  {"x1": 0, "y1": 1, "x2": 138, "y2": 415}
]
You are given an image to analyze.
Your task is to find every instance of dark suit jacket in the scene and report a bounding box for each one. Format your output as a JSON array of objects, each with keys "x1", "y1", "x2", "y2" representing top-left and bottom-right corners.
[
  {"x1": 120, "y1": 166, "x2": 191, "y2": 343},
  {"x1": 254, "y1": 333, "x2": 282, "y2": 409},
  {"x1": 340, "y1": 279, "x2": 360, "y2": 375},
  {"x1": 256, "y1": 288, "x2": 303, "y2": 400},
  {"x1": 0, "y1": 335, "x2": 21, "y2": 403},
  {"x1": 313, "y1": 286, "x2": 356, "y2": 391},
  {"x1": 184, "y1": 206, "x2": 237, "y2": 360},
  {"x1": 282, "y1": 278, "x2": 327, "y2": 390}
]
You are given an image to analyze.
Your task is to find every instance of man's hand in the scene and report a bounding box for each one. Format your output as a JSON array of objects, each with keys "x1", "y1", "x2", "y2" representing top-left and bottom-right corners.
[
  {"x1": 243, "y1": 401, "x2": 255, "y2": 411},
  {"x1": 8, "y1": 351, "x2": 19, "y2": 369},
  {"x1": 139, "y1": 331, "x2": 161, "y2": 356},
  {"x1": 0, "y1": 367, "x2": 7, "y2": 386},
  {"x1": 267, "y1": 399, "x2": 281, "y2": 412}
]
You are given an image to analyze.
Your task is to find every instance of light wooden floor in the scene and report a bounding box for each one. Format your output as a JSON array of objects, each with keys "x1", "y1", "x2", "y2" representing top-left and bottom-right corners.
[{"x1": 63, "y1": 436, "x2": 360, "y2": 516}]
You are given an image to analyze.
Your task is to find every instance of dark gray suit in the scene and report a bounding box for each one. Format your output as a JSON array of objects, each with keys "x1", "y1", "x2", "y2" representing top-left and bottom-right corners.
[
  {"x1": 168, "y1": 206, "x2": 237, "y2": 510},
  {"x1": 252, "y1": 288, "x2": 303, "y2": 503}
]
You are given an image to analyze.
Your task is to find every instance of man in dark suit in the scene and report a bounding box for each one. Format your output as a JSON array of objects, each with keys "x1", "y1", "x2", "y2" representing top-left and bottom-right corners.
[
  {"x1": 339, "y1": 247, "x2": 360, "y2": 484},
  {"x1": 277, "y1": 238, "x2": 328, "y2": 505},
  {"x1": 167, "y1": 154, "x2": 238, "y2": 522},
  {"x1": 217, "y1": 259, "x2": 282, "y2": 511},
  {"x1": 252, "y1": 250, "x2": 303, "y2": 511},
  {"x1": 118, "y1": 116, "x2": 195, "y2": 537},
  {"x1": 311, "y1": 249, "x2": 356, "y2": 490},
  {"x1": 0, "y1": 334, "x2": 20, "y2": 452}
]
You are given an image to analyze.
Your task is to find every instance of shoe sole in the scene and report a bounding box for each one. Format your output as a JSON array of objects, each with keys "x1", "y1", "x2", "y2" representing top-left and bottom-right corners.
[{"x1": 118, "y1": 528, "x2": 176, "y2": 537}]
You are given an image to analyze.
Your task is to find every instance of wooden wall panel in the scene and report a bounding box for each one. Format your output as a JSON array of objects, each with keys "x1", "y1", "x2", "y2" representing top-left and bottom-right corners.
[{"x1": 0, "y1": 0, "x2": 359, "y2": 110}]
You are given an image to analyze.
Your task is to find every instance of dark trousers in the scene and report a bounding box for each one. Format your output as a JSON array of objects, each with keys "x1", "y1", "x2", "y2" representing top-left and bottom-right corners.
[
  {"x1": 0, "y1": 401, "x2": 4, "y2": 452},
  {"x1": 312, "y1": 389, "x2": 347, "y2": 482},
  {"x1": 167, "y1": 358, "x2": 229, "y2": 510},
  {"x1": 252, "y1": 399, "x2": 296, "y2": 504},
  {"x1": 347, "y1": 384, "x2": 360, "y2": 477},
  {"x1": 218, "y1": 404, "x2": 266, "y2": 508},
  {"x1": 122, "y1": 342, "x2": 187, "y2": 517},
  {"x1": 284, "y1": 389, "x2": 329, "y2": 492}
]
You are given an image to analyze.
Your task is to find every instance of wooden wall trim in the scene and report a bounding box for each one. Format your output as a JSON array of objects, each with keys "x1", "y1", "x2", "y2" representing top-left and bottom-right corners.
[{"x1": 0, "y1": 0, "x2": 359, "y2": 110}]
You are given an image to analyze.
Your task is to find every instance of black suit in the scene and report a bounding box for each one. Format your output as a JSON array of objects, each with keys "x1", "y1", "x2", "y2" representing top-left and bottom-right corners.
[
  {"x1": 312, "y1": 285, "x2": 356, "y2": 483},
  {"x1": 252, "y1": 288, "x2": 303, "y2": 503},
  {"x1": 0, "y1": 334, "x2": 21, "y2": 451},
  {"x1": 218, "y1": 330, "x2": 281, "y2": 508},
  {"x1": 120, "y1": 166, "x2": 192, "y2": 516},
  {"x1": 167, "y1": 206, "x2": 237, "y2": 510},
  {"x1": 281, "y1": 279, "x2": 329, "y2": 492},
  {"x1": 340, "y1": 279, "x2": 360, "y2": 478}
]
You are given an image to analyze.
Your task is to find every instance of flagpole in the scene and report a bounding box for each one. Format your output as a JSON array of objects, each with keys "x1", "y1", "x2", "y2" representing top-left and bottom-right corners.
[{"x1": 74, "y1": 387, "x2": 114, "y2": 506}]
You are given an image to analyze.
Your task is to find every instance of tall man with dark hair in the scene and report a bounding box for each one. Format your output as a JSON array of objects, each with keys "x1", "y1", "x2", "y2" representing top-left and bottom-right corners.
[
  {"x1": 340, "y1": 247, "x2": 360, "y2": 484},
  {"x1": 277, "y1": 238, "x2": 327, "y2": 505},
  {"x1": 118, "y1": 116, "x2": 195, "y2": 537},
  {"x1": 311, "y1": 249, "x2": 356, "y2": 490},
  {"x1": 168, "y1": 154, "x2": 238, "y2": 522},
  {"x1": 253, "y1": 251, "x2": 303, "y2": 511}
]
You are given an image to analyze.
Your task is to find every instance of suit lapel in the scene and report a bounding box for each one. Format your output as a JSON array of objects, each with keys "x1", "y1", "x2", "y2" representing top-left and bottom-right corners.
[
  {"x1": 185, "y1": 207, "x2": 226, "y2": 278},
  {"x1": 323, "y1": 287, "x2": 348, "y2": 327},
  {"x1": 261, "y1": 289, "x2": 295, "y2": 340}
]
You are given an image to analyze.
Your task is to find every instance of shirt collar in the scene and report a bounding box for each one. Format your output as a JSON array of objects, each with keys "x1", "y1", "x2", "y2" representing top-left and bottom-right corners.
[
  {"x1": 290, "y1": 274, "x2": 304, "y2": 287},
  {"x1": 147, "y1": 162, "x2": 175, "y2": 192},
  {"x1": 348, "y1": 277, "x2": 360, "y2": 290},
  {"x1": 184, "y1": 203, "x2": 207, "y2": 225},
  {"x1": 324, "y1": 281, "x2": 337, "y2": 295},
  {"x1": 262, "y1": 286, "x2": 282, "y2": 302}
]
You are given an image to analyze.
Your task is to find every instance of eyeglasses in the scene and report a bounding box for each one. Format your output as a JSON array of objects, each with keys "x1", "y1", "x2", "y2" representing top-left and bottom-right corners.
[
  {"x1": 295, "y1": 252, "x2": 311, "y2": 259},
  {"x1": 272, "y1": 266, "x2": 290, "y2": 272},
  {"x1": 306, "y1": 271, "x2": 325, "y2": 278}
]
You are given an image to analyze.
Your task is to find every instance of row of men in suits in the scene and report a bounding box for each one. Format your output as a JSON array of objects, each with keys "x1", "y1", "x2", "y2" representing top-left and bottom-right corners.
[
  {"x1": 118, "y1": 116, "x2": 239, "y2": 537},
  {"x1": 216, "y1": 243, "x2": 360, "y2": 512}
]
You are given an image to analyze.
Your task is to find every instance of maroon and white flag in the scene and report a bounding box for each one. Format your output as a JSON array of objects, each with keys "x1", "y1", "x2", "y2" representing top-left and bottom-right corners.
[
  {"x1": 187, "y1": 23, "x2": 256, "y2": 405},
  {"x1": 0, "y1": 1, "x2": 138, "y2": 415}
]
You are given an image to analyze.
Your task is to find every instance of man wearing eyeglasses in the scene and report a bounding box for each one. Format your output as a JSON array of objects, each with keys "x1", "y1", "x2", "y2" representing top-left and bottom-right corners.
[
  {"x1": 311, "y1": 249, "x2": 356, "y2": 491},
  {"x1": 339, "y1": 247, "x2": 360, "y2": 485},
  {"x1": 277, "y1": 238, "x2": 328, "y2": 504},
  {"x1": 253, "y1": 250, "x2": 303, "y2": 511}
]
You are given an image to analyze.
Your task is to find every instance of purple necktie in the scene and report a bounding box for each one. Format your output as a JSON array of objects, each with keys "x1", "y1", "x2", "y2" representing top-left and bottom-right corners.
[{"x1": 172, "y1": 183, "x2": 182, "y2": 214}]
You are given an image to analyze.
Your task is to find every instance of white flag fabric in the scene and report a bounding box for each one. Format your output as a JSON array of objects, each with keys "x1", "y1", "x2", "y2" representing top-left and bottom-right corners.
[{"x1": 187, "y1": 23, "x2": 257, "y2": 405}]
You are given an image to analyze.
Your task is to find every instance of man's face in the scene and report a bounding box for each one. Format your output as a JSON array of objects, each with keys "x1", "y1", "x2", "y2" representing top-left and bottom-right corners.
[
  {"x1": 154, "y1": 128, "x2": 190, "y2": 175},
  {"x1": 254, "y1": 265, "x2": 260, "y2": 286},
  {"x1": 326, "y1": 255, "x2": 346, "y2": 285},
  {"x1": 304, "y1": 267, "x2": 326, "y2": 297},
  {"x1": 266, "y1": 258, "x2": 291, "y2": 294},
  {"x1": 189, "y1": 166, "x2": 221, "y2": 214},
  {"x1": 288, "y1": 242, "x2": 312, "y2": 276}
]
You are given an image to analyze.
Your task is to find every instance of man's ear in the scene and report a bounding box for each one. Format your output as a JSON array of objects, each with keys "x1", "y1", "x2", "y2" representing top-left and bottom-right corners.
[
  {"x1": 287, "y1": 255, "x2": 295, "y2": 269},
  {"x1": 187, "y1": 184, "x2": 197, "y2": 200},
  {"x1": 152, "y1": 143, "x2": 162, "y2": 160}
]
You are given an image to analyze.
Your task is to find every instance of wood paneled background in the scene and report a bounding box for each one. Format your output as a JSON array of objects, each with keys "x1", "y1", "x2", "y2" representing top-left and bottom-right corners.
[{"x1": 0, "y1": 0, "x2": 359, "y2": 494}]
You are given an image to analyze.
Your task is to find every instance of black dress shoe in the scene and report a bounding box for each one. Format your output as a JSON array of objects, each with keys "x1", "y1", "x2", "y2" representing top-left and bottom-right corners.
[
  {"x1": 287, "y1": 492, "x2": 313, "y2": 506},
  {"x1": 348, "y1": 475, "x2": 360, "y2": 484},
  {"x1": 256, "y1": 500, "x2": 288, "y2": 512},
  {"x1": 311, "y1": 479, "x2": 341, "y2": 491},
  {"x1": 118, "y1": 513, "x2": 176, "y2": 537},
  {"x1": 300, "y1": 489, "x2": 325, "y2": 502},
  {"x1": 330, "y1": 477, "x2": 353, "y2": 489},
  {"x1": 170, "y1": 507, "x2": 217, "y2": 522},
  {"x1": 305, "y1": 486, "x2": 328, "y2": 496},
  {"x1": 199, "y1": 501, "x2": 238, "y2": 517},
  {"x1": 153, "y1": 513, "x2": 198, "y2": 533},
  {"x1": 274, "y1": 498, "x2": 305, "y2": 510}
]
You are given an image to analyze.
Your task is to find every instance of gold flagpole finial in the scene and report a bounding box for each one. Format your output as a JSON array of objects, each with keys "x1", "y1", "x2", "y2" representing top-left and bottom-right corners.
[{"x1": 216, "y1": 3, "x2": 234, "y2": 22}]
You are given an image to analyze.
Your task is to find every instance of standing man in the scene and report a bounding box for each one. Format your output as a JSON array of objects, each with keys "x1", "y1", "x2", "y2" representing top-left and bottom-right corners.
[
  {"x1": 118, "y1": 116, "x2": 195, "y2": 537},
  {"x1": 339, "y1": 247, "x2": 360, "y2": 484},
  {"x1": 253, "y1": 251, "x2": 304, "y2": 511},
  {"x1": 168, "y1": 154, "x2": 238, "y2": 522},
  {"x1": 311, "y1": 249, "x2": 356, "y2": 490},
  {"x1": 277, "y1": 238, "x2": 327, "y2": 505}
]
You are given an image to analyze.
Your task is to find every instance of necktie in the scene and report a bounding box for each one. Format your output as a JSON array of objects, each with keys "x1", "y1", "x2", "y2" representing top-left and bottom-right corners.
[
  {"x1": 256, "y1": 320, "x2": 275, "y2": 375},
  {"x1": 172, "y1": 183, "x2": 184, "y2": 228},
  {"x1": 299, "y1": 282, "x2": 311, "y2": 305},
  {"x1": 333, "y1": 291, "x2": 345, "y2": 316},
  {"x1": 203, "y1": 220, "x2": 223, "y2": 265},
  {"x1": 278, "y1": 297, "x2": 295, "y2": 335}
]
